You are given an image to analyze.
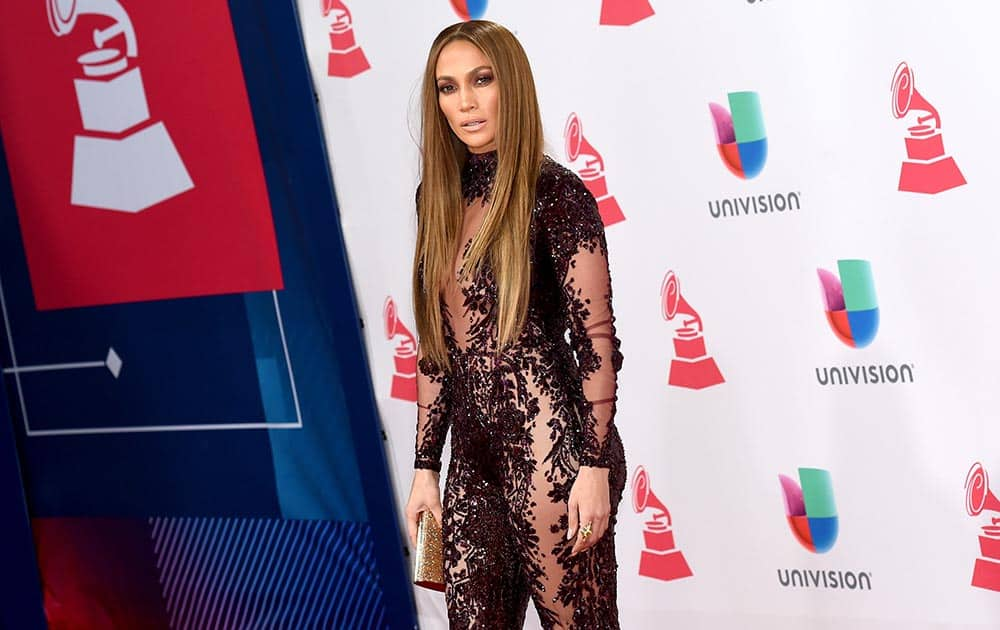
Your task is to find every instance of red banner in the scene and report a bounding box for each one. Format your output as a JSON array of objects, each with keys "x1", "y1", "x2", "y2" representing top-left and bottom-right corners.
[{"x1": 0, "y1": 1, "x2": 282, "y2": 309}]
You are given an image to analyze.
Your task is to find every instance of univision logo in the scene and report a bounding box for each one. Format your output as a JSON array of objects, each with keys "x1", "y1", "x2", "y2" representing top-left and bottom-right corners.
[
  {"x1": 817, "y1": 259, "x2": 878, "y2": 349},
  {"x1": 776, "y1": 468, "x2": 872, "y2": 591},
  {"x1": 450, "y1": 0, "x2": 487, "y2": 20},
  {"x1": 707, "y1": 91, "x2": 802, "y2": 220},
  {"x1": 815, "y1": 259, "x2": 914, "y2": 386},
  {"x1": 709, "y1": 91, "x2": 767, "y2": 178},
  {"x1": 779, "y1": 468, "x2": 837, "y2": 553}
]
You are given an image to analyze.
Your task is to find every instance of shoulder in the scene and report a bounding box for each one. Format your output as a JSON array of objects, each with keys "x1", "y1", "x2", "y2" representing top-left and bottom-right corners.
[
  {"x1": 534, "y1": 156, "x2": 603, "y2": 241},
  {"x1": 536, "y1": 156, "x2": 591, "y2": 205}
]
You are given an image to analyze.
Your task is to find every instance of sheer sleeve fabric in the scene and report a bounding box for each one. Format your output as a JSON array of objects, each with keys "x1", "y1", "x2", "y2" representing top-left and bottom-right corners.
[
  {"x1": 412, "y1": 183, "x2": 452, "y2": 472},
  {"x1": 540, "y1": 169, "x2": 624, "y2": 469},
  {"x1": 414, "y1": 351, "x2": 451, "y2": 471}
]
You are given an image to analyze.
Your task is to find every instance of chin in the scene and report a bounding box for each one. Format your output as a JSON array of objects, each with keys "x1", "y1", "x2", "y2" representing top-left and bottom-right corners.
[{"x1": 467, "y1": 139, "x2": 496, "y2": 154}]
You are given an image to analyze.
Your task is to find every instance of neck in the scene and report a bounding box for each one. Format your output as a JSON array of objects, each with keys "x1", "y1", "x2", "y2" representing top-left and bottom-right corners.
[{"x1": 461, "y1": 149, "x2": 497, "y2": 205}]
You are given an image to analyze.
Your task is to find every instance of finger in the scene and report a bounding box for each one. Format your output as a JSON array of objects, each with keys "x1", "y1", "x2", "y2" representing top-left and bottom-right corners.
[
  {"x1": 566, "y1": 498, "x2": 580, "y2": 541},
  {"x1": 432, "y1": 504, "x2": 444, "y2": 530},
  {"x1": 590, "y1": 515, "x2": 609, "y2": 547},
  {"x1": 584, "y1": 513, "x2": 606, "y2": 552},
  {"x1": 572, "y1": 512, "x2": 593, "y2": 556},
  {"x1": 406, "y1": 509, "x2": 419, "y2": 548}
]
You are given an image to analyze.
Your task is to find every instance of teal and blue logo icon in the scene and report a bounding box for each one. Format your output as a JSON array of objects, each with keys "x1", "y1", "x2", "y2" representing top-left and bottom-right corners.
[
  {"x1": 779, "y1": 468, "x2": 838, "y2": 554},
  {"x1": 709, "y1": 91, "x2": 767, "y2": 179},
  {"x1": 817, "y1": 259, "x2": 879, "y2": 348}
]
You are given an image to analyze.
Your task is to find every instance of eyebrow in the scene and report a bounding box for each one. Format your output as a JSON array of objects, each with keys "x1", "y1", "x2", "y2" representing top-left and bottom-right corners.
[{"x1": 436, "y1": 65, "x2": 493, "y2": 82}]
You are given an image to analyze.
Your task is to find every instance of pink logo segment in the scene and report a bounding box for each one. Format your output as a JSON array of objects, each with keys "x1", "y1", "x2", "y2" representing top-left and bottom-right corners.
[
  {"x1": 890, "y1": 61, "x2": 964, "y2": 194},
  {"x1": 383, "y1": 297, "x2": 417, "y2": 402},
  {"x1": 661, "y1": 271, "x2": 724, "y2": 390},
  {"x1": 564, "y1": 113, "x2": 625, "y2": 227},
  {"x1": 632, "y1": 466, "x2": 693, "y2": 582},
  {"x1": 600, "y1": 0, "x2": 655, "y2": 26},
  {"x1": 323, "y1": 0, "x2": 370, "y2": 78},
  {"x1": 965, "y1": 462, "x2": 1000, "y2": 592}
]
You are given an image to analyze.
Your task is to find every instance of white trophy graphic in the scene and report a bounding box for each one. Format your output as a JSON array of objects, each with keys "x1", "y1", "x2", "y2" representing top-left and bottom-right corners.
[{"x1": 47, "y1": 0, "x2": 193, "y2": 212}]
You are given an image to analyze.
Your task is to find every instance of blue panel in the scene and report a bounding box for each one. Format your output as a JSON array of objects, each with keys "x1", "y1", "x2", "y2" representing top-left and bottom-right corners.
[
  {"x1": 736, "y1": 138, "x2": 768, "y2": 179},
  {"x1": 228, "y1": 1, "x2": 414, "y2": 624},
  {"x1": 807, "y1": 516, "x2": 839, "y2": 554},
  {"x1": 0, "y1": 357, "x2": 45, "y2": 629},
  {"x1": 846, "y1": 308, "x2": 880, "y2": 349},
  {"x1": 150, "y1": 517, "x2": 386, "y2": 628},
  {"x1": 0, "y1": 0, "x2": 414, "y2": 626}
]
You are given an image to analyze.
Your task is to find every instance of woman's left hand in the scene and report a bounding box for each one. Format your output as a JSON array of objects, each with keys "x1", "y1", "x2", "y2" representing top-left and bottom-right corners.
[{"x1": 567, "y1": 465, "x2": 611, "y2": 556}]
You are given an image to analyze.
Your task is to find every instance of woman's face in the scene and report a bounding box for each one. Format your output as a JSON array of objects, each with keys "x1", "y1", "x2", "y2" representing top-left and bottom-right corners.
[{"x1": 435, "y1": 40, "x2": 498, "y2": 154}]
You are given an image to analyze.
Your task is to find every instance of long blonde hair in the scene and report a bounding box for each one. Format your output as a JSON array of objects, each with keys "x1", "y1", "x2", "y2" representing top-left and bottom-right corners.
[{"x1": 412, "y1": 21, "x2": 544, "y2": 369}]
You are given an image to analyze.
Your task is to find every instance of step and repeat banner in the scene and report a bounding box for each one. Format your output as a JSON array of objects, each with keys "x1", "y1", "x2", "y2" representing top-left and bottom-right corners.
[
  {"x1": 0, "y1": 1, "x2": 413, "y2": 628},
  {"x1": 298, "y1": 1, "x2": 1000, "y2": 628}
]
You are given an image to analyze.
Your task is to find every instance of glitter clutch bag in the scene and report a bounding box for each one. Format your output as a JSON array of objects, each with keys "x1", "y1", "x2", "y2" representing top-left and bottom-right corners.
[{"x1": 414, "y1": 510, "x2": 445, "y2": 591}]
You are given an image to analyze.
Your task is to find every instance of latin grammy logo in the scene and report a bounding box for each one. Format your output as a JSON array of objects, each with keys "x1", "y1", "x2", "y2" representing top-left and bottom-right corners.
[
  {"x1": 323, "y1": 0, "x2": 370, "y2": 78},
  {"x1": 383, "y1": 297, "x2": 417, "y2": 402},
  {"x1": 632, "y1": 466, "x2": 693, "y2": 582},
  {"x1": 600, "y1": 0, "x2": 655, "y2": 26},
  {"x1": 890, "y1": 61, "x2": 965, "y2": 194},
  {"x1": 564, "y1": 113, "x2": 625, "y2": 227},
  {"x1": 965, "y1": 462, "x2": 1000, "y2": 592},
  {"x1": 661, "y1": 271, "x2": 724, "y2": 390},
  {"x1": 48, "y1": 0, "x2": 193, "y2": 212}
]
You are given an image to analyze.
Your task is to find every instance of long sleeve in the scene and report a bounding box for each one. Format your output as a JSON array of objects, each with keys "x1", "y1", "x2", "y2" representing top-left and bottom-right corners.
[
  {"x1": 414, "y1": 349, "x2": 451, "y2": 471},
  {"x1": 412, "y1": 183, "x2": 451, "y2": 471},
  {"x1": 541, "y1": 169, "x2": 624, "y2": 469}
]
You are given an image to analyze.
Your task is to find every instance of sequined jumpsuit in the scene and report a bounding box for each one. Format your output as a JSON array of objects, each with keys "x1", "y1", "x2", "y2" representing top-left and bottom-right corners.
[{"x1": 414, "y1": 151, "x2": 626, "y2": 629}]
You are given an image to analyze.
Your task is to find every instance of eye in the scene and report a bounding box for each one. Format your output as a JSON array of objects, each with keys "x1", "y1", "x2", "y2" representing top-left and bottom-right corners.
[
  {"x1": 475, "y1": 74, "x2": 493, "y2": 86},
  {"x1": 437, "y1": 83, "x2": 456, "y2": 94}
]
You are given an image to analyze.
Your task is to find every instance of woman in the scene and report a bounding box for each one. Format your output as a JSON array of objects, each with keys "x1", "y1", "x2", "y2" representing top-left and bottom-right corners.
[{"x1": 404, "y1": 20, "x2": 627, "y2": 629}]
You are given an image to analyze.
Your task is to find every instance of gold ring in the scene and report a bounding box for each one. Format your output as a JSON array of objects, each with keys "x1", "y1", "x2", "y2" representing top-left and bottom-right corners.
[{"x1": 580, "y1": 523, "x2": 593, "y2": 540}]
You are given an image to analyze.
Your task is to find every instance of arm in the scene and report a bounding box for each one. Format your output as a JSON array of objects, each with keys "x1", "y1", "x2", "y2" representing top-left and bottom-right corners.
[
  {"x1": 547, "y1": 176, "x2": 623, "y2": 470},
  {"x1": 405, "y1": 184, "x2": 448, "y2": 545},
  {"x1": 405, "y1": 348, "x2": 449, "y2": 545},
  {"x1": 413, "y1": 350, "x2": 450, "y2": 471},
  {"x1": 411, "y1": 183, "x2": 451, "y2": 471},
  {"x1": 542, "y1": 171, "x2": 623, "y2": 555}
]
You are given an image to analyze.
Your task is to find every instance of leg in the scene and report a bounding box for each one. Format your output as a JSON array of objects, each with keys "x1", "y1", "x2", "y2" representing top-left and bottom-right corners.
[
  {"x1": 515, "y1": 411, "x2": 627, "y2": 629},
  {"x1": 442, "y1": 459, "x2": 530, "y2": 629}
]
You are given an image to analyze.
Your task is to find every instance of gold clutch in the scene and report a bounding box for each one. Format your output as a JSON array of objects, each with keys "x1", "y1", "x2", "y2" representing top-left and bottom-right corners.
[{"x1": 414, "y1": 510, "x2": 445, "y2": 591}]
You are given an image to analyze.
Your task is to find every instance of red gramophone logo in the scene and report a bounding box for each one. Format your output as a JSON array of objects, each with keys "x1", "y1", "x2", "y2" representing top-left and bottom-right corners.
[
  {"x1": 600, "y1": 0, "x2": 655, "y2": 26},
  {"x1": 564, "y1": 113, "x2": 625, "y2": 227},
  {"x1": 323, "y1": 0, "x2": 370, "y2": 78},
  {"x1": 965, "y1": 462, "x2": 1000, "y2": 592},
  {"x1": 661, "y1": 271, "x2": 724, "y2": 389},
  {"x1": 633, "y1": 466, "x2": 693, "y2": 582},
  {"x1": 0, "y1": 0, "x2": 283, "y2": 309},
  {"x1": 384, "y1": 297, "x2": 417, "y2": 402},
  {"x1": 890, "y1": 61, "x2": 965, "y2": 194}
]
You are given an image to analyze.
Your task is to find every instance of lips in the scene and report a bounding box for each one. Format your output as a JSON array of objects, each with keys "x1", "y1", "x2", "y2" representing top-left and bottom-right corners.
[{"x1": 461, "y1": 119, "x2": 486, "y2": 131}]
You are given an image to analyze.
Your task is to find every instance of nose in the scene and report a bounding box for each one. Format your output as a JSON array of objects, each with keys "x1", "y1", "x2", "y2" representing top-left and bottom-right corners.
[{"x1": 459, "y1": 86, "x2": 477, "y2": 112}]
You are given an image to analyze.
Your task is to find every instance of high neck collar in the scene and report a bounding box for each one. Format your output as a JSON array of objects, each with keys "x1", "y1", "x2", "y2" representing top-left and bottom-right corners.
[
  {"x1": 461, "y1": 150, "x2": 497, "y2": 205},
  {"x1": 465, "y1": 149, "x2": 497, "y2": 165}
]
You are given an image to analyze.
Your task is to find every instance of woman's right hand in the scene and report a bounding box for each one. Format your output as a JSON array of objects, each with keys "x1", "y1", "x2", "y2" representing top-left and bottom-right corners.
[{"x1": 405, "y1": 469, "x2": 443, "y2": 548}]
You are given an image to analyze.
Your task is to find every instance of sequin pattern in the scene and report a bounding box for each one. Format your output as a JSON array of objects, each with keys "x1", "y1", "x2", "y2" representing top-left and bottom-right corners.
[{"x1": 414, "y1": 151, "x2": 626, "y2": 629}]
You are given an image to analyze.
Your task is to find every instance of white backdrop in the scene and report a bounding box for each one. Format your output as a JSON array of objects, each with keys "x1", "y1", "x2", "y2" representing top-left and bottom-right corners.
[{"x1": 295, "y1": 1, "x2": 1000, "y2": 627}]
